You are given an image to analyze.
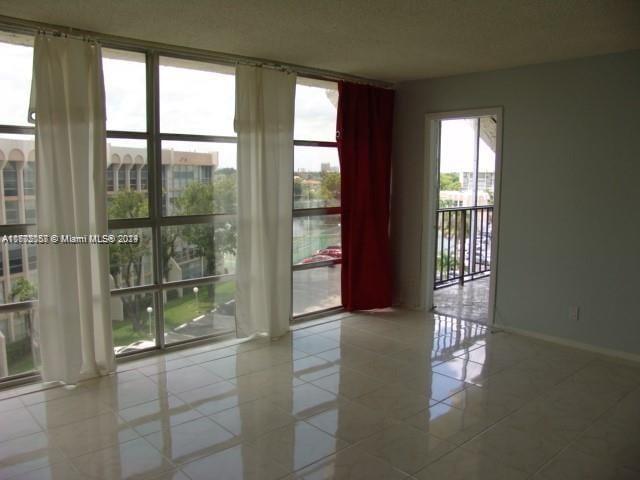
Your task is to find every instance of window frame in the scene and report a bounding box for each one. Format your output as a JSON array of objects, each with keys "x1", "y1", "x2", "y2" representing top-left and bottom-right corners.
[
  {"x1": 291, "y1": 86, "x2": 343, "y2": 321},
  {"x1": 107, "y1": 51, "x2": 239, "y2": 357},
  {"x1": 0, "y1": 37, "x2": 39, "y2": 384}
]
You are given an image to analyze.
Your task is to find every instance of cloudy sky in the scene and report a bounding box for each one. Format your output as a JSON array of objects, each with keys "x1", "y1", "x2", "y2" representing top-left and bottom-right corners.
[
  {"x1": 1, "y1": 39, "x2": 493, "y2": 175},
  {"x1": 440, "y1": 118, "x2": 495, "y2": 173},
  {"x1": 0, "y1": 40, "x2": 338, "y2": 172}
]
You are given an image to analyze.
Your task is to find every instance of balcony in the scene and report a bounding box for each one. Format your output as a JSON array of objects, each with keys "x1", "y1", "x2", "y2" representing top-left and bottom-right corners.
[{"x1": 434, "y1": 206, "x2": 492, "y2": 323}]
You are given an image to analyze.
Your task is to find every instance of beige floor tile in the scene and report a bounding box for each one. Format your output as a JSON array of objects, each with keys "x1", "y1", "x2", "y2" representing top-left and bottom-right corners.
[
  {"x1": 2, "y1": 309, "x2": 640, "y2": 480},
  {"x1": 431, "y1": 357, "x2": 490, "y2": 386},
  {"x1": 118, "y1": 395, "x2": 203, "y2": 436},
  {"x1": 246, "y1": 421, "x2": 348, "y2": 473},
  {"x1": 209, "y1": 397, "x2": 296, "y2": 440},
  {"x1": 176, "y1": 380, "x2": 257, "y2": 416},
  {"x1": 8, "y1": 462, "x2": 86, "y2": 480},
  {"x1": 305, "y1": 398, "x2": 395, "y2": 444},
  {"x1": 309, "y1": 368, "x2": 384, "y2": 400},
  {"x1": 288, "y1": 445, "x2": 409, "y2": 479},
  {"x1": 144, "y1": 416, "x2": 238, "y2": 465},
  {"x1": 148, "y1": 365, "x2": 224, "y2": 394},
  {"x1": 462, "y1": 422, "x2": 569, "y2": 475},
  {"x1": 534, "y1": 444, "x2": 639, "y2": 480},
  {"x1": 441, "y1": 384, "x2": 525, "y2": 421},
  {"x1": 181, "y1": 443, "x2": 288, "y2": 480},
  {"x1": 46, "y1": 411, "x2": 139, "y2": 458},
  {"x1": 0, "y1": 432, "x2": 66, "y2": 479},
  {"x1": 415, "y1": 447, "x2": 527, "y2": 480},
  {"x1": 71, "y1": 437, "x2": 175, "y2": 479},
  {"x1": 403, "y1": 401, "x2": 495, "y2": 445},
  {"x1": 0, "y1": 396, "x2": 25, "y2": 414},
  {"x1": 268, "y1": 383, "x2": 338, "y2": 419},
  {"x1": 0, "y1": 407, "x2": 42, "y2": 443},
  {"x1": 354, "y1": 384, "x2": 434, "y2": 420},
  {"x1": 356, "y1": 422, "x2": 453, "y2": 474}
]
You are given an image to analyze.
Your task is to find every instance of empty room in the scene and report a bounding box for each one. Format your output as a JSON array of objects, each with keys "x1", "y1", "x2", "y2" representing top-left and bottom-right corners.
[{"x1": 0, "y1": 1, "x2": 639, "y2": 479}]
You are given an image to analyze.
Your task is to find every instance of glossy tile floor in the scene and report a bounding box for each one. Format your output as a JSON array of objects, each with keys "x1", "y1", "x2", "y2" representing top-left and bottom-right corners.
[
  {"x1": 1, "y1": 310, "x2": 640, "y2": 479},
  {"x1": 434, "y1": 277, "x2": 489, "y2": 323}
]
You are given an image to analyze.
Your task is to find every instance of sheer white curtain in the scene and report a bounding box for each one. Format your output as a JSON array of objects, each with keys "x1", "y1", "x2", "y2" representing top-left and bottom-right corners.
[
  {"x1": 235, "y1": 65, "x2": 296, "y2": 338},
  {"x1": 30, "y1": 35, "x2": 114, "y2": 384}
]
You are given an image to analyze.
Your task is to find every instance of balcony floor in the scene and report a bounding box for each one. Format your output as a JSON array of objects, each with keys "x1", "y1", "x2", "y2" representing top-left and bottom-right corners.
[{"x1": 434, "y1": 276, "x2": 490, "y2": 324}]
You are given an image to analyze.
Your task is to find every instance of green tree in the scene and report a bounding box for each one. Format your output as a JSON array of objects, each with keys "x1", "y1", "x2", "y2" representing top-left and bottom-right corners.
[
  {"x1": 108, "y1": 190, "x2": 151, "y2": 332},
  {"x1": 108, "y1": 190, "x2": 148, "y2": 218},
  {"x1": 174, "y1": 173, "x2": 237, "y2": 277},
  {"x1": 320, "y1": 172, "x2": 340, "y2": 205},
  {"x1": 439, "y1": 172, "x2": 461, "y2": 192},
  {"x1": 11, "y1": 278, "x2": 37, "y2": 302}
]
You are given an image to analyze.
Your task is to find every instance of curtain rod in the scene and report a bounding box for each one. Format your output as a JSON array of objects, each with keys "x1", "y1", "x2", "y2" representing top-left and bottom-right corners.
[{"x1": 0, "y1": 15, "x2": 394, "y2": 89}]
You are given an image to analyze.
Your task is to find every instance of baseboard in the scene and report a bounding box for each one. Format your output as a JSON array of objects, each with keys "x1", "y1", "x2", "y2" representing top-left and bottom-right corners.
[{"x1": 494, "y1": 323, "x2": 640, "y2": 365}]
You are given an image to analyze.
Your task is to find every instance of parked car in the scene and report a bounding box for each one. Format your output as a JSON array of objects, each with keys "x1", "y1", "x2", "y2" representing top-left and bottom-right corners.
[
  {"x1": 114, "y1": 340, "x2": 155, "y2": 355},
  {"x1": 300, "y1": 254, "x2": 335, "y2": 264},
  {"x1": 317, "y1": 245, "x2": 342, "y2": 259}
]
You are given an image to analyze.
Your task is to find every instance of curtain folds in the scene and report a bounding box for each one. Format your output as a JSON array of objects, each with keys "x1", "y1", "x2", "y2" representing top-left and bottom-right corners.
[
  {"x1": 31, "y1": 35, "x2": 115, "y2": 384},
  {"x1": 337, "y1": 82, "x2": 395, "y2": 311},
  {"x1": 235, "y1": 65, "x2": 296, "y2": 338}
]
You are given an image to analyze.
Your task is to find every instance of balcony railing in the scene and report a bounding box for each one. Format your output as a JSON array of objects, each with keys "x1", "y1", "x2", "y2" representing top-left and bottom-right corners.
[{"x1": 435, "y1": 205, "x2": 493, "y2": 288}]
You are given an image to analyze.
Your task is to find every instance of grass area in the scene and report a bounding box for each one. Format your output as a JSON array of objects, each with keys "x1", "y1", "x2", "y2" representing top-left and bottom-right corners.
[
  {"x1": 112, "y1": 280, "x2": 235, "y2": 347},
  {"x1": 8, "y1": 352, "x2": 35, "y2": 376}
]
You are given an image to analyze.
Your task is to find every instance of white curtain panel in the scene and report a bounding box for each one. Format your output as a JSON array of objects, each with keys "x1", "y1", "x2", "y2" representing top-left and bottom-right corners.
[
  {"x1": 30, "y1": 35, "x2": 115, "y2": 384},
  {"x1": 235, "y1": 65, "x2": 296, "y2": 338}
]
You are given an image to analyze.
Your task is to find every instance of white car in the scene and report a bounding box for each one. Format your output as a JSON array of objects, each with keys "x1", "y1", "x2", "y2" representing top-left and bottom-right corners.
[{"x1": 114, "y1": 340, "x2": 155, "y2": 355}]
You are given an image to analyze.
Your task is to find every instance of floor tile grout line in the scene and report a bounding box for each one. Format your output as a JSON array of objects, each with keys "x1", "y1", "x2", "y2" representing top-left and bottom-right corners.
[{"x1": 527, "y1": 380, "x2": 640, "y2": 478}]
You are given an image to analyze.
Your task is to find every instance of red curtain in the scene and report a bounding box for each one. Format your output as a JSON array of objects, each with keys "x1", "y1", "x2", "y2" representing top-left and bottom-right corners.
[{"x1": 337, "y1": 81, "x2": 394, "y2": 311}]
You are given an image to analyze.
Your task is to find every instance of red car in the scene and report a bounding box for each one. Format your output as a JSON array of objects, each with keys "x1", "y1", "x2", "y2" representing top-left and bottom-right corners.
[
  {"x1": 300, "y1": 254, "x2": 335, "y2": 264},
  {"x1": 316, "y1": 245, "x2": 342, "y2": 259}
]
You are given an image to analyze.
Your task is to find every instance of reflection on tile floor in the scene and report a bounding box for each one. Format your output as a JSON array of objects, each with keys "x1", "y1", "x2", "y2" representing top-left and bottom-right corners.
[
  {"x1": 1, "y1": 310, "x2": 640, "y2": 479},
  {"x1": 434, "y1": 276, "x2": 489, "y2": 323}
]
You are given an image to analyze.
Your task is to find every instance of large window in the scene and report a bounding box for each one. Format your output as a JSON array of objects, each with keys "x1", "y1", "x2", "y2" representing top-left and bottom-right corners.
[
  {"x1": 0, "y1": 29, "x2": 342, "y2": 381},
  {"x1": 292, "y1": 79, "x2": 341, "y2": 317},
  {"x1": 0, "y1": 34, "x2": 39, "y2": 380},
  {"x1": 106, "y1": 52, "x2": 238, "y2": 356}
]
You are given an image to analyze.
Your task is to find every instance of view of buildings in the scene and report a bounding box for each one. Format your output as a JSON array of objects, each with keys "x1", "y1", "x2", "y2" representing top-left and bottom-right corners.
[{"x1": 439, "y1": 170, "x2": 495, "y2": 207}]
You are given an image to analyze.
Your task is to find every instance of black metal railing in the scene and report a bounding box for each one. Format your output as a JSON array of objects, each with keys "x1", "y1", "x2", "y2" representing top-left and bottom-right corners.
[{"x1": 435, "y1": 205, "x2": 493, "y2": 288}]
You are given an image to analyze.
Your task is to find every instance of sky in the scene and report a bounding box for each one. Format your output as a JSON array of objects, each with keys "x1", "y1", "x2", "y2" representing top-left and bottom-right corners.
[
  {"x1": 440, "y1": 118, "x2": 495, "y2": 173},
  {"x1": 0, "y1": 40, "x2": 338, "y2": 172}
]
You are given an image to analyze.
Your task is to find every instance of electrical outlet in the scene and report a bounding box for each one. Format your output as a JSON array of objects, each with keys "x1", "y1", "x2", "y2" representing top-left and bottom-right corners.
[{"x1": 569, "y1": 306, "x2": 580, "y2": 321}]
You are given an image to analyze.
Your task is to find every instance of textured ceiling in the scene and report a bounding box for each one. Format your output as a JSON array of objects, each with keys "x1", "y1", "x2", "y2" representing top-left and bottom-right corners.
[{"x1": 0, "y1": 0, "x2": 638, "y2": 82}]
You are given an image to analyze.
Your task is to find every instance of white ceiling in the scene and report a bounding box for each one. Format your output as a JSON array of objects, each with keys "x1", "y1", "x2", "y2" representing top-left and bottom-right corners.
[{"x1": 1, "y1": 0, "x2": 638, "y2": 82}]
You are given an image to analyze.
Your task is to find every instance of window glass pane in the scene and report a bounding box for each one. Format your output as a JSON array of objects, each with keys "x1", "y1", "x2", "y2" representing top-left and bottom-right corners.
[
  {"x1": 478, "y1": 116, "x2": 496, "y2": 205},
  {"x1": 161, "y1": 141, "x2": 237, "y2": 216},
  {"x1": 0, "y1": 309, "x2": 38, "y2": 378},
  {"x1": 0, "y1": 35, "x2": 33, "y2": 127},
  {"x1": 0, "y1": 134, "x2": 36, "y2": 225},
  {"x1": 160, "y1": 57, "x2": 235, "y2": 136},
  {"x1": 107, "y1": 139, "x2": 149, "y2": 219},
  {"x1": 294, "y1": 79, "x2": 338, "y2": 142},
  {"x1": 0, "y1": 243, "x2": 38, "y2": 306},
  {"x1": 438, "y1": 118, "x2": 477, "y2": 208},
  {"x1": 293, "y1": 265, "x2": 341, "y2": 316},
  {"x1": 164, "y1": 280, "x2": 235, "y2": 344},
  {"x1": 109, "y1": 228, "x2": 153, "y2": 289},
  {"x1": 294, "y1": 146, "x2": 340, "y2": 209},
  {"x1": 293, "y1": 214, "x2": 341, "y2": 265},
  {"x1": 161, "y1": 218, "x2": 236, "y2": 282},
  {"x1": 112, "y1": 292, "x2": 155, "y2": 355},
  {"x1": 103, "y1": 48, "x2": 147, "y2": 132}
]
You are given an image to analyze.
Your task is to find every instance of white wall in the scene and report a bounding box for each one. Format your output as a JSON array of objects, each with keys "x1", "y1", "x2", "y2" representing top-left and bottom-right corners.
[{"x1": 391, "y1": 50, "x2": 640, "y2": 356}]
